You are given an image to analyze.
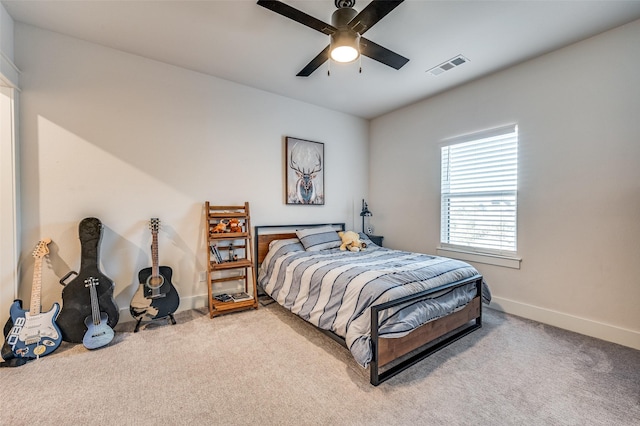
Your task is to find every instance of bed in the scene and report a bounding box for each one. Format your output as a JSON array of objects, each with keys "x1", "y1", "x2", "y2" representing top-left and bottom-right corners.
[{"x1": 255, "y1": 223, "x2": 489, "y2": 385}]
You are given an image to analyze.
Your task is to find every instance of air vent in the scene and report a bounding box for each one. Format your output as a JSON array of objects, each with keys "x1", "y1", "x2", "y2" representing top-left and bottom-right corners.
[{"x1": 426, "y1": 55, "x2": 469, "y2": 76}]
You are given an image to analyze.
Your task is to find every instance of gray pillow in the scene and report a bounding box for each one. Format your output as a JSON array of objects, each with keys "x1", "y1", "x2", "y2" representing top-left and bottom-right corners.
[{"x1": 296, "y1": 226, "x2": 342, "y2": 251}]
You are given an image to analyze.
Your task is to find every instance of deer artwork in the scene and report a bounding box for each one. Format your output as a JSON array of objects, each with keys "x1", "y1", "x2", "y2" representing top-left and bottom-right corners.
[{"x1": 289, "y1": 142, "x2": 323, "y2": 204}]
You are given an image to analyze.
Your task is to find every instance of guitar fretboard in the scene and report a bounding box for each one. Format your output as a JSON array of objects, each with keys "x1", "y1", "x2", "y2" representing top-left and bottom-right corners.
[
  {"x1": 151, "y1": 230, "x2": 159, "y2": 278},
  {"x1": 86, "y1": 278, "x2": 101, "y2": 326},
  {"x1": 29, "y1": 257, "x2": 43, "y2": 316}
]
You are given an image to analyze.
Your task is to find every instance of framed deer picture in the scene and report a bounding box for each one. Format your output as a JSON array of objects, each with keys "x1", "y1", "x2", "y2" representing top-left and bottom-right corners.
[{"x1": 285, "y1": 137, "x2": 324, "y2": 205}]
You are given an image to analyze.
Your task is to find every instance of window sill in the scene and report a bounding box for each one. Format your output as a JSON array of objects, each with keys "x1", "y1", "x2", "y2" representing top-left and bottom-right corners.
[{"x1": 436, "y1": 247, "x2": 521, "y2": 269}]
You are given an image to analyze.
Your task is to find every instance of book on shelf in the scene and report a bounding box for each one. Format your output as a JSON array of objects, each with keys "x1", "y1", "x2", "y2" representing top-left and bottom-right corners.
[
  {"x1": 213, "y1": 293, "x2": 233, "y2": 303},
  {"x1": 210, "y1": 244, "x2": 223, "y2": 263},
  {"x1": 230, "y1": 292, "x2": 253, "y2": 302}
]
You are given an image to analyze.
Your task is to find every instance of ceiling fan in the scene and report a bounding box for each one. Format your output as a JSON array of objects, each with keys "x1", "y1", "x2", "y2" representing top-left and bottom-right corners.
[{"x1": 257, "y1": 0, "x2": 409, "y2": 76}]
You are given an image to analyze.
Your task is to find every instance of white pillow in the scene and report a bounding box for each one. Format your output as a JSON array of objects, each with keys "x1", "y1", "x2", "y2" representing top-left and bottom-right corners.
[{"x1": 296, "y1": 226, "x2": 342, "y2": 251}]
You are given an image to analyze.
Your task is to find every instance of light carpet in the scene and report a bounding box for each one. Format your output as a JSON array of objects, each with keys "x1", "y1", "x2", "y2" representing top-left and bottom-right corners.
[{"x1": 1, "y1": 301, "x2": 638, "y2": 425}]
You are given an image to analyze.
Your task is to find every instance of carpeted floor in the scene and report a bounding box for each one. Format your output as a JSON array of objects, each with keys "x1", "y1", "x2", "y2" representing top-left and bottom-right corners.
[{"x1": 1, "y1": 302, "x2": 638, "y2": 425}]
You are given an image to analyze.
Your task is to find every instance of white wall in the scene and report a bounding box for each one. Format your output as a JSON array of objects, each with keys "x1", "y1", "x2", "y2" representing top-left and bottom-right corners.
[
  {"x1": 0, "y1": 2, "x2": 19, "y2": 321},
  {"x1": 13, "y1": 24, "x2": 369, "y2": 319},
  {"x1": 370, "y1": 20, "x2": 640, "y2": 349}
]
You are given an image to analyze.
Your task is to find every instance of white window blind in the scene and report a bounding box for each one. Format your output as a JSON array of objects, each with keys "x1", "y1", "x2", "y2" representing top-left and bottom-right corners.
[{"x1": 440, "y1": 124, "x2": 518, "y2": 255}]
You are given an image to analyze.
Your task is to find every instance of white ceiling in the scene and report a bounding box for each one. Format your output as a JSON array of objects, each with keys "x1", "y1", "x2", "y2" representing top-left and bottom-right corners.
[{"x1": 3, "y1": 0, "x2": 640, "y2": 119}]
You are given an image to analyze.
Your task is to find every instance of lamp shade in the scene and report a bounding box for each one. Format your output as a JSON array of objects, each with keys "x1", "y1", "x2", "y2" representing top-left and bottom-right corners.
[
  {"x1": 360, "y1": 201, "x2": 372, "y2": 217},
  {"x1": 329, "y1": 7, "x2": 360, "y2": 64},
  {"x1": 330, "y1": 29, "x2": 360, "y2": 63}
]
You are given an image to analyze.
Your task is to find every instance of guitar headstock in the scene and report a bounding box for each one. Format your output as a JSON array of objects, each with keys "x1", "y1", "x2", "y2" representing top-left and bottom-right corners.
[
  {"x1": 149, "y1": 218, "x2": 160, "y2": 234},
  {"x1": 32, "y1": 239, "x2": 51, "y2": 259},
  {"x1": 84, "y1": 276, "x2": 99, "y2": 287}
]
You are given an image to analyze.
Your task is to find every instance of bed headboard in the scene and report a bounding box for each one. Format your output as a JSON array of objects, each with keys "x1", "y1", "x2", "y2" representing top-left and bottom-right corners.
[{"x1": 254, "y1": 223, "x2": 345, "y2": 268}]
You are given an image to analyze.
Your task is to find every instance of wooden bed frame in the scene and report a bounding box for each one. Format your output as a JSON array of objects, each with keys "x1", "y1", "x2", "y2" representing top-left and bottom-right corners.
[{"x1": 254, "y1": 224, "x2": 483, "y2": 386}]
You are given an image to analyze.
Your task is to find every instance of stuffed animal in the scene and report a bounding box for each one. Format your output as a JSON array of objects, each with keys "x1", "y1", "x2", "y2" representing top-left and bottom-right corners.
[
  {"x1": 338, "y1": 231, "x2": 367, "y2": 252},
  {"x1": 228, "y1": 218, "x2": 242, "y2": 233},
  {"x1": 210, "y1": 220, "x2": 228, "y2": 234}
]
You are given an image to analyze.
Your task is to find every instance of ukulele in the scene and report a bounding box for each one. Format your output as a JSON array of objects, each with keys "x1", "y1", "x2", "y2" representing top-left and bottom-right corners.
[
  {"x1": 82, "y1": 277, "x2": 115, "y2": 350},
  {"x1": 57, "y1": 217, "x2": 119, "y2": 343},
  {"x1": 130, "y1": 218, "x2": 179, "y2": 332},
  {"x1": 5, "y1": 239, "x2": 62, "y2": 359}
]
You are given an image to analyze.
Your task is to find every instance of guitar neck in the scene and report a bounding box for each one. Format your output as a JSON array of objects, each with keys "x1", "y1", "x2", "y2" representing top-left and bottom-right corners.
[
  {"x1": 30, "y1": 257, "x2": 43, "y2": 316},
  {"x1": 89, "y1": 280, "x2": 101, "y2": 326},
  {"x1": 151, "y1": 231, "x2": 159, "y2": 277}
]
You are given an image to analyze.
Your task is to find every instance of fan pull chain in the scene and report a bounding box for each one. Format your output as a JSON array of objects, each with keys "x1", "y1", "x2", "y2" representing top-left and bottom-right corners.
[
  {"x1": 359, "y1": 54, "x2": 362, "y2": 74},
  {"x1": 327, "y1": 59, "x2": 331, "y2": 76}
]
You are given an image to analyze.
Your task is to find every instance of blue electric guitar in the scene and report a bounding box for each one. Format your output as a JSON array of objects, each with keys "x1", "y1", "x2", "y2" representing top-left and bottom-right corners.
[
  {"x1": 5, "y1": 239, "x2": 62, "y2": 359},
  {"x1": 82, "y1": 277, "x2": 115, "y2": 350}
]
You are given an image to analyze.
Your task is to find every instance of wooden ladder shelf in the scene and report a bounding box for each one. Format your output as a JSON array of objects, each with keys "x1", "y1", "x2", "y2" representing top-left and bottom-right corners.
[{"x1": 205, "y1": 201, "x2": 258, "y2": 318}]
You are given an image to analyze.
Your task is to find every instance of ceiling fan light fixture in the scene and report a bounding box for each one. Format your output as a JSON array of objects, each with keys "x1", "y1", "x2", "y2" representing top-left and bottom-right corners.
[
  {"x1": 257, "y1": 0, "x2": 409, "y2": 76},
  {"x1": 330, "y1": 30, "x2": 360, "y2": 63}
]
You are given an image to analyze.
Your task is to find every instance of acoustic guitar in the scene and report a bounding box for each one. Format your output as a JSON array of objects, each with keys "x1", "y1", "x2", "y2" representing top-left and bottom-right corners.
[
  {"x1": 57, "y1": 217, "x2": 119, "y2": 343},
  {"x1": 5, "y1": 239, "x2": 62, "y2": 359},
  {"x1": 130, "y1": 218, "x2": 179, "y2": 332},
  {"x1": 82, "y1": 277, "x2": 115, "y2": 350}
]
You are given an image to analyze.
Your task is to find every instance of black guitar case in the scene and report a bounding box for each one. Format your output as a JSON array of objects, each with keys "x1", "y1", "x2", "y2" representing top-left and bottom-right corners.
[{"x1": 57, "y1": 217, "x2": 119, "y2": 343}]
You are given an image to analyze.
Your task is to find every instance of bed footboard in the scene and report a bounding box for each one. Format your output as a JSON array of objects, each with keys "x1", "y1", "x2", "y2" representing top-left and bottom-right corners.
[{"x1": 369, "y1": 275, "x2": 483, "y2": 386}]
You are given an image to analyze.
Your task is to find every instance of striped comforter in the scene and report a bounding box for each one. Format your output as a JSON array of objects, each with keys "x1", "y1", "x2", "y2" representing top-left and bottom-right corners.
[{"x1": 258, "y1": 238, "x2": 486, "y2": 367}]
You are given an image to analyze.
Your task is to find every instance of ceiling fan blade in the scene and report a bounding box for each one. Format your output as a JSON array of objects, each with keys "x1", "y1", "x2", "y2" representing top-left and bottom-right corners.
[
  {"x1": 348, "y1": 0, "x2": 404, "y2": 35},
  {"x1": 297, "y1": 46, "x2": 331, "y2": 77},
  {"x1": 360, "y1": 37, "x2": 409, "y2": 70},
  {"x1": 257, "y1": 0, "x2": 336, "y2": 35}
]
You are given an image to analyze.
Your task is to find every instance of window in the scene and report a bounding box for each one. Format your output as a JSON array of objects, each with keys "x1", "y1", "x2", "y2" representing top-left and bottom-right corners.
[{"x1": 439, "y1": 124, "x2": 519, "y2": 265}]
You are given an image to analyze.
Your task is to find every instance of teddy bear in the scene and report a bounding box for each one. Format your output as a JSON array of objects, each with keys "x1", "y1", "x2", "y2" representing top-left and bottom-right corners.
[
  {"x1": 338, "y1": 230, "x2": 367, "y2": 252},
  {"x1": 210, "y1": 219, "x2": 228, "y2": 234},
  {"x1": 228, "y1": 218, "x2": 242, "y2": 233}
]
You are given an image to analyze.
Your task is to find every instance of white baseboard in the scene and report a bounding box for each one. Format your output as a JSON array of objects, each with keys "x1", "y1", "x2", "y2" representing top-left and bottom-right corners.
[
  {"x1": 487, "y1": 296, "x2": 640, "y2": 351},
  {"x1": 118, "y1": 293, "x2": 209, "y2": 323}
]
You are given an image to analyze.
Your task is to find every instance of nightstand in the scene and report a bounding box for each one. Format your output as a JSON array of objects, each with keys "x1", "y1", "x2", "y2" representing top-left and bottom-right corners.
[{"x1": 367, "y1": 235, "x2": 384, "y2": 247}]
